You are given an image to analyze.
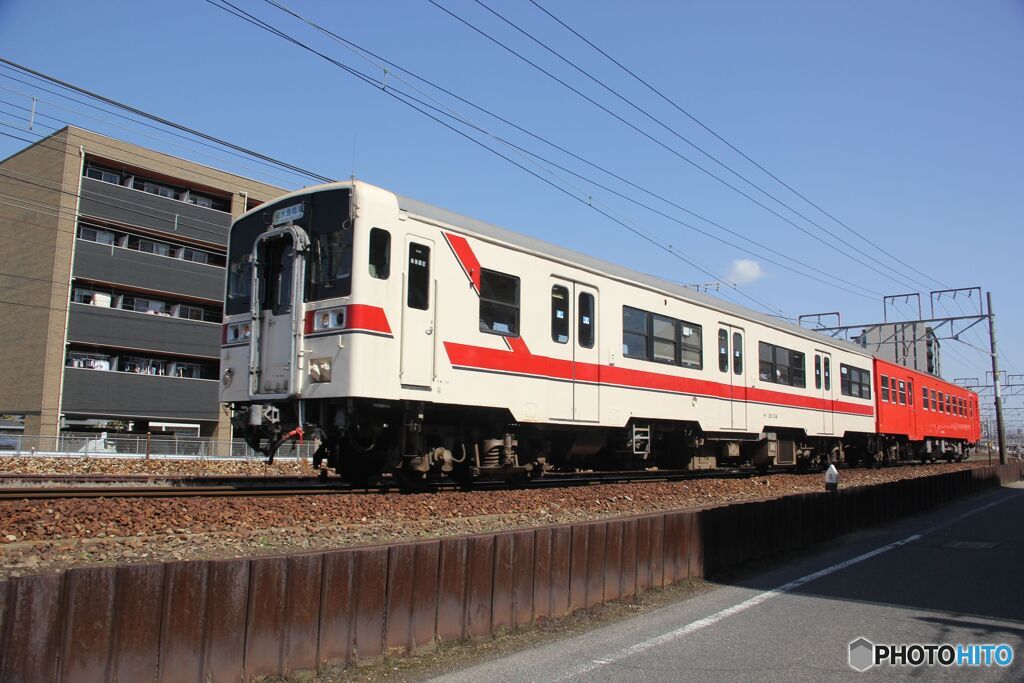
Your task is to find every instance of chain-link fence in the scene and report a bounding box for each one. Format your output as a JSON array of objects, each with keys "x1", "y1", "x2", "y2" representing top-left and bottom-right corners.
[{"x1": 0, "y1": 433, "x2": 315, "y2": 461}]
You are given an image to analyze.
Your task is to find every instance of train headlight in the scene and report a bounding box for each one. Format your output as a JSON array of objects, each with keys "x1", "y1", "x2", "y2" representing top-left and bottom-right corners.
[{"x1": 312, "y1": 306, "x2": 346, "y2": 331}]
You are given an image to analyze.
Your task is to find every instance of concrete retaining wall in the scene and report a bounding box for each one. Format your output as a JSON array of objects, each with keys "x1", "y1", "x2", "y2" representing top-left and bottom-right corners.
[{"x1": 2, "y1": 463, "x2": 1021, "y2": 682}]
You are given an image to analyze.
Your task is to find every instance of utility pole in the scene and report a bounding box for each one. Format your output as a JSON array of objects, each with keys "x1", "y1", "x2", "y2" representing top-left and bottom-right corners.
[{"x1": 988, "y1": 292, "x2": 1007, "y2": 465}]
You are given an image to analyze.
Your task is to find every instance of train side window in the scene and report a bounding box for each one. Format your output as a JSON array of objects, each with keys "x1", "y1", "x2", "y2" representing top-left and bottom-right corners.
[
  {"x1": 623, "y1": 307, "x2": 649, "y2": 360},
  {"x1": 732, "y1": 332, "x2": 743, "y2": 375},
  {"x1": 368, "y1": 228, "x2": 390, "y2": 279},
  {"x1": 718, "y1": 329, "x2": 729, "y2": 372},
  {"x1": 759, "y1": 342, "x2": 805, "y2": 387},
  {"x1": 479, "y1": 269, "x2": 520, "y2": 337},
  {"x1": 898, "y1": 380, "x2": 906, "y2": 405},
  {"x1": 406, "y1": 242, "x2": 431, "y2": 310},
  {"x1": 815, "y1": 355, "x2": 822, "y2": 390},
  {"x1": 680, "y1": 323, "x2": 702, "y2": 369},
  {"x1": 908, "y1": 380, "x2": 913, "y2": 406},
  {"x1": 890, "y1": 377, "x2": 898, "y2": 403},
  {"x1": 930, "y1": 389, "x2": 937, "y2": 411},
  {"x1": 922, "y1": 386, "x2": 929, "y2": 410},
  {"x1": 840, "y1": 364, "x2": 871, "y2": 399},
  {"x1": 551, "y1": 285, "x2": 569, "y2": 344},
  {"x1": 938, "y1": 393, "x2": 945, "y2": 413},
  {"x1": 578, "y1": 292, "x2": 595, "y2": 349},
  {"x1": 824, "y1": 357, "x2": 831, "y2": 391},
  {"x1": 652, "y1": 315, "x2": 678, "y2": 364},
  {"x1": 881, "y1": 374, "x2": 889, "y2": 402}
]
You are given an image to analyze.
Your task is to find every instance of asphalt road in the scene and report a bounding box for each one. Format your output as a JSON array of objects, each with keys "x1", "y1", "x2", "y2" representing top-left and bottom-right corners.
[{"x1": 435, "y1": 483, "x2": 1024, "y2": 682}]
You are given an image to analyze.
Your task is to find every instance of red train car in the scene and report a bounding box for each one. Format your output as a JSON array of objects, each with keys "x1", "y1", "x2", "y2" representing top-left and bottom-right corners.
[{"x1": 873, "y1": 358, "x2": 980, "y2": 462}]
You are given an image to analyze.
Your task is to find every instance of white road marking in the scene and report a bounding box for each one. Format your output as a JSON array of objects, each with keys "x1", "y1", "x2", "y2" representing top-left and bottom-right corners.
[{"x1": 556, "y1": 492, "x2": 1016, "y2": 681}]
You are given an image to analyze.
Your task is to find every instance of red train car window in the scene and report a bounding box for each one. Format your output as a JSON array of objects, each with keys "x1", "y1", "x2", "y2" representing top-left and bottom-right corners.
[
  {"x1": 908, "y1": 380, "x2": 914, "y2": 406},
  {"x1": 922, "y1": 386, "x2": 929, "y2": 410},
  {"x1": 898, "y1": 381, "x2": 906, "y2": 405},
  {"x1": 881, "y1": 375, "x2": 889, "y2": 402}
]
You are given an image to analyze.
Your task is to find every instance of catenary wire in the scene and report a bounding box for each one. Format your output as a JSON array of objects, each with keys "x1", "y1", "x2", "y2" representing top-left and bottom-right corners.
[
  {"x1": 425, "y1": 0, "x2": 928, "y2": 294},
  {"x1": 525, "y1": 0, "x2": 950, "y2": 292},
  {"x1": 207, "y1": 0, "x2": 784, "y2": 315},
  {"x1": 258, "y1": 0, "x2": 885, "y2": 301}
]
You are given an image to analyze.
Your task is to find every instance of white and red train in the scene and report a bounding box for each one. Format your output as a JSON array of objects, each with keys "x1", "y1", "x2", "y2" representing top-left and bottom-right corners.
[{"x1": 219, "y1": 181, "x2": 980, "y2": 482}]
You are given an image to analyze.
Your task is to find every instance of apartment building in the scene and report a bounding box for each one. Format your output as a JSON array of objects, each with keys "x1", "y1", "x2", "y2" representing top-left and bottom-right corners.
[{"x1": 0, "y1": 126, "x2": 287, "y2": 438}]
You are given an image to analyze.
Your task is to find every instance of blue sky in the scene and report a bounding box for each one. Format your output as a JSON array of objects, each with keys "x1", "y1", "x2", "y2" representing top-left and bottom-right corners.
[{"x1": 1, "y1": 1, "x2": 1021, "y2": 426}]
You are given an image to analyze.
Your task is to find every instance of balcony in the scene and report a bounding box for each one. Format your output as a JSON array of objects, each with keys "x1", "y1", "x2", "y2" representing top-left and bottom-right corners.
[
  {"x1": 73, "y1": 239, "x2": 224, "y2": 301},
  {"x1": 78, "y1": 177, "x2": 231, "y2": 246},
  {"x1": 67, "y1": 304, "x2": 220, "y2": 358},
  {"x1": 61, "y1": 367, "x2": 220, "y2": 421}
]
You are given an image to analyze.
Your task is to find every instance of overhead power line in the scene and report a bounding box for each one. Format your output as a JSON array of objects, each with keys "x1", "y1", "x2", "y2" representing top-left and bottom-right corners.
[
  {"x1": 0, "y1": 57, "x2": 333, "y2": 184},
  {"x1": 206, "y1": 0, "x2": 786, "y2": 316},
  {"x1": 425, "y1": 0, "x2": 929, "y2": 294},
  {"x1": 525, "y1": 0, "x2": 949, "y2": 293},
  {"x1": 257, "y1": 0, "x2": 882, "y2": 302}
]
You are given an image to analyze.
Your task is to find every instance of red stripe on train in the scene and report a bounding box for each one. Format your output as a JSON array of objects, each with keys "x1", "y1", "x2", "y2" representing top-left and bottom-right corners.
[
  {"x1": 444, "y1": 341, "x2": 873, "y2": 417},
  {"x1": 443, "y1": 232, "x2": 482, "y2": 292}
]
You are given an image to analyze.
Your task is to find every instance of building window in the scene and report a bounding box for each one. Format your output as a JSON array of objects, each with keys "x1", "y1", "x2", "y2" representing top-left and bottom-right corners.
[
  {"x1": 758, "y1": 342, "x2": 805, "y2": 387},
  {"x1": 78, "y1": 225, "x2": 116, "y2": 245},
  {"x1": 840, "y1": 364, "x2": 872, "y2": 399},
  {"x1": 122, "y1": 357, "x2": 166, "y2": 376},
  {"x1": 551, "y1": 285, "x2": 569, "y2": 344},
  {"x1": 67, "y1": 351, "x2": 112, "y2": 371},
  {"x1": 368, "y1": 228, "x2": 390, "y2": 280},
  {"x1": 134, "y1": 179, "x2": 179, "y2": 200},
  {"x1": 84, "y1": 165, "x2": 121, "y2": 185},
  {"x1": 126, "y1": 235, "x2": 171, "y2": 257},
  {"x1": 479, "y1": 268, "x2": 519, "y2": 336},
  {"x1": 578, "y1": 292, "x2": 595, "y2": 349},
  {"x1": 180, "y1": 248, "x2": 209, "y2": 264},
  {"x1": 881, "y1": 374, "x2": 889, "y2": 402}
]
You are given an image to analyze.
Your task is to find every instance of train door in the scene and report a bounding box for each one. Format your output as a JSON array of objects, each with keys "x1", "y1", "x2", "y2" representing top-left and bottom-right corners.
[
  {"x1": 720, "y1": 325, "x2": 747, "y2": 430},
  {"x1": 550, "y1": 278, "x2": 599, "y2": 422},
  {"x1": 815, "y1": 350, "x2": 834, "y2": 434},
  {"x1": 574, "y1": 285, "x2": 599, "y2": 421},
  {"x1": 400, "y1": 236, "x2": 436, "y2": 389},
  {"x1": 249, "y1": 227, "x2": 308, "y2": 398}
]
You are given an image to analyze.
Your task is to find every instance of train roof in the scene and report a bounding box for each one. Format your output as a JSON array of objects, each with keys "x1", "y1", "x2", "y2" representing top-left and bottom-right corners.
[{"x1": 395, "y1": 190, "x2": 873, "y2": 357}]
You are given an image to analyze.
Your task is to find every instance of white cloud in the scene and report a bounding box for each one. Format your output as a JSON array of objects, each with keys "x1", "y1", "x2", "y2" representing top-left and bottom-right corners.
[{"x1": 725, "y1": 258, "x2": 765, "y2": 285}]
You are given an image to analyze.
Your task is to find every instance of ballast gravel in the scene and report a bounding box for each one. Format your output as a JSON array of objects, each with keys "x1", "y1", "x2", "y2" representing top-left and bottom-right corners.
[{"x1": 0, "y1": 461, "x2": 983, "y2": 579}]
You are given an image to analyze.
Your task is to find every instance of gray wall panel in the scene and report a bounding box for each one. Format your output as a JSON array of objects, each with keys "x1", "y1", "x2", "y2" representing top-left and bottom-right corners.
[
  {"x1": 74, "y1": 240, "x2": 225, "y2": 301},
  {"x1": 67, "y1": 305, "x2": 219, "y2": 358},
  {"x1": 62, "y1": 368, "x2": 220, "y2": 421},
  {"x1": 79, "y1": 177, "x2": 230, "y2": 245}
]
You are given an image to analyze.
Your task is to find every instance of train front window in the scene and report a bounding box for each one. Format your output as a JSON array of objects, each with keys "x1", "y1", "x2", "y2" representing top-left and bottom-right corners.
[{"x1": 225, "y1": 189, "x2": 351, "y2": 316}]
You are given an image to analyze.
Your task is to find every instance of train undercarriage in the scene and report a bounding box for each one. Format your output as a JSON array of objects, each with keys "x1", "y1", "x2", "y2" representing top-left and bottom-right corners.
[{"x1": 232, "y1": 398, "x2": 974, "y2": 486}]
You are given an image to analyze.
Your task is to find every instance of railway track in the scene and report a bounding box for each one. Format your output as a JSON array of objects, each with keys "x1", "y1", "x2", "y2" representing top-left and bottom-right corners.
[{"x1": 0, "y1": 467, "x2": 756, "y2": 500}]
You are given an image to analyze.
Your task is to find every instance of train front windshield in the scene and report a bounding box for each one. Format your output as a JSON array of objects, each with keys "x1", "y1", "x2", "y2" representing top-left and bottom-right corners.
[{"x1": 225, "y1": 189, "x2": 352, "y2": 316}]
